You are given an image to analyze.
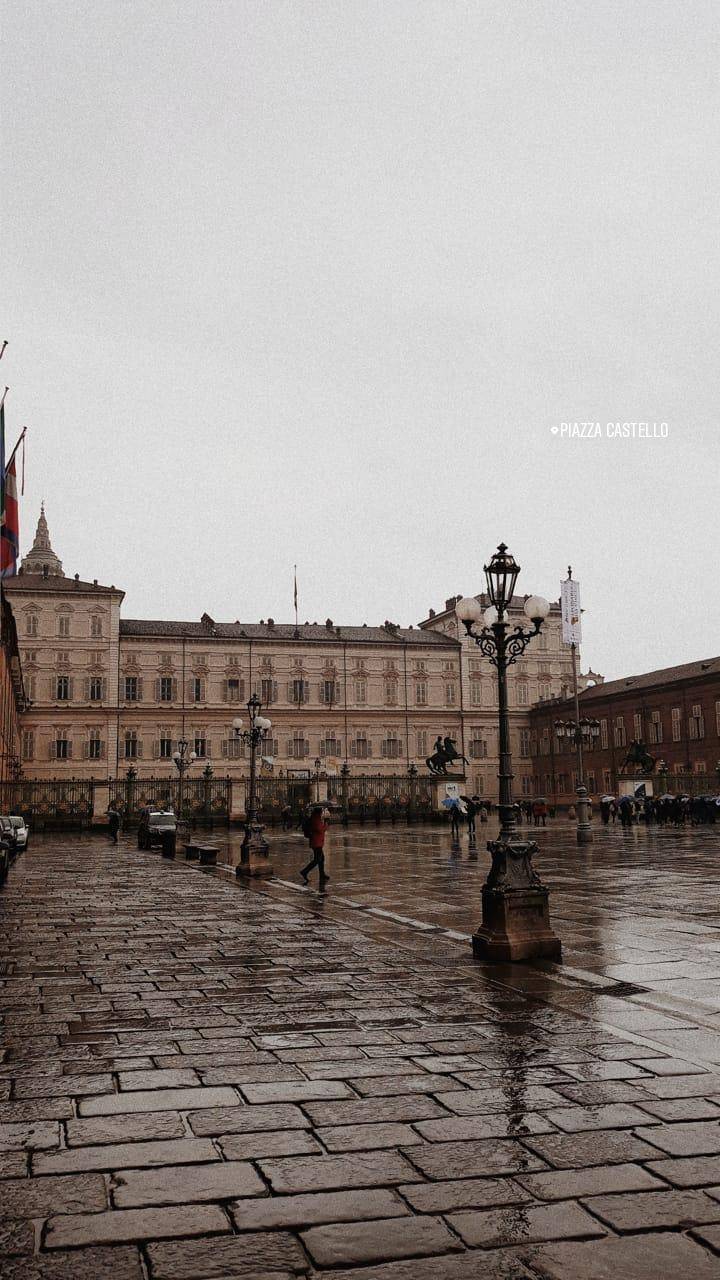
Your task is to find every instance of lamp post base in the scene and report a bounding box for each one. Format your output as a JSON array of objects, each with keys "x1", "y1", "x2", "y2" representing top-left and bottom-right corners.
[
  {"x1": 472, "y1": 837, "x2": 562, "y2": 963},
  {"x1": 236, "y1": 825, "x2": 273, "y2": 879}
]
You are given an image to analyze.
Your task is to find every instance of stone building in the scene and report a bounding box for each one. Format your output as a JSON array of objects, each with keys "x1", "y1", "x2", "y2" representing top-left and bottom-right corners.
[
  {"x1": 0, "y1": 593, "x2": 26, "y2": 784},
  {"x1": 529, "y1": 657, "x2": 720, "y2": 803},
  {"x1": 5, "y1": 511, "x2": 592, "y2": 799}
]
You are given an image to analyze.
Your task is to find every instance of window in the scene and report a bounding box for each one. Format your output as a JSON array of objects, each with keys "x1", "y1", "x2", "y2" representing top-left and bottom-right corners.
[
  {"x1": 320, "y1": 736, "x2": 342, "y2": 758},
  {"x1": 56, "y1": 675, "x2": 70, "y2": 701},
  {"x1": 381, "y1": 736, "x2": 401, "y2": 759},
  {"x1": 613, "y1": 716, "x2": 626, "y2": 748},
  {"x1": 586, "y1": 771, "x2": 596, "y2": 792},
  {"x1": 470, "y1": 680, "x2": 482, "y2": 706},
  {"x1": 159, "y1": 733, "x2": 173, "y2": 759},
  {"x1": 354, "y1": 680, "x2": 367, "y2": 705},
  {"x1": 415, "y1": 681, "x2": 428, "y2": 706},
  {"x1": 90, "y1": 615, "x2": 103, "y2": 638},
  {"x1": 320, "y1": 680, "x2": 340, "y2": 705},
  {"x1": 416, "y1": 731, "x2": 427, "y2": 757},
  {"x1": 695, "y1": 760, "x2": 707, "y2": 774},
  {"x1": 671, "y1": 707, "x2": 682, "y2": 741},
  {"x1": 124, "y1": 676, "x2": 141, "y2": 702},
  {"x1": 124, "y1": 731, "x2": 138, "y2": 759},
  {"x1": 538, "y1": 680, "x2": 551, "y2": 702},
  {"x1": 633, "y1": 712, "x2": 642, "y2": 739},
  {"x1": 415, "y1": 661, "x2": 426, "y2": 674},
  {"x1": 58, "y1": 615, "x2": 70, "y2": 637},
  {"x1": 383, "y1": 660, "x2": 397, "y2": 672},
  {"x1": 469, "y1": 735, "x2": 488, "y2": 759},
  {"x1": 689, "y1": 704, "x2": 705, "y2": 739},
  {"x1": 226, "y1": 677, "x2": 244, "y2": 703},
  {"x1": 519, "y1": 729, "x2": 531, "y2": 758},
  {"x1": 55, "y1": 736, "x2": 70, "y2": 760},
  {"x1": 521, "y1": 775, "x2": 533, "y2": 796},
  {"x1": 191, "y1": 677, "x2": 204, "y2": 702},
  {"x1": 290, "y1": 679, "x2": 310, "y2": 705},
  {"x1": 539, "y1": 728, "x2": 550, "y2": 756},
  {"x1": 351, "y1": 734, "x2": 371, "y2": 759},
  {"x1": 24, "y1": 675, "x2": 36, "y2": 701},
  {"x1": 223, "y1": 738, "x2": 245, "y2": 759},
  {"x1": 88, "y1": 730, "x2": 103, "y2": 760},
  {"x1": 649, "y1": 710, "x2": 663, "y2": 744},
  {"x1": 600, "y1": 718, "x2": 608, "y2": 749},
  {"x1": 537, "y1": 631, "x2": 547, "y2": 651},
  {"x1": 89, "y1": 677, "x2": 104, "y2": 702},
  {"x1": 289, "y1": 733, "x2": 309, "y2": 759},
  {"x1": 384, "y1": 681, "x2": 397, "y2": 706},
  {"x1": 26, "y1": 614, "x2": 38, "y2": 637},
  {"x1": 517, "y1": 682, "x2": 529, "y2": 706},
  {"x1": 603, "y1": 769, "x2": 612, "y2": 791},
  {"x1": 194, "y1": 737, "x2": 207, "y2": 758},
  {"x1": 57, "y1": 650, "x2": 70, "y2": 666},
  {"x1": 22, "y1": 730, "x2": 34, "y2": 761},
  {"x1": 445, "y1": 683, "x2": 456, "y2": 705},
  {"x1": 159, "y1": 676, "x2": 174, "y2": 702},
  {"x1": 260, "y1": 677, "x2": 277, "y2": 705}
]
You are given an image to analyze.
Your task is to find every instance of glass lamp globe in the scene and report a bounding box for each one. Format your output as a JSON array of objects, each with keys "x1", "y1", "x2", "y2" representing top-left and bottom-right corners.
[
  {"x1": 483, "y1": 605, "x2": 499, "y2": 628},
  {"x1": 256, "y1": 716, "x2": 272, "y2": 731},
  {"x1": 172, "y1": 750, "x2": 181, "y2": 763},
  {"x1": 232, "y1": 717, "x2": 243, "y2": 732},
  {"x1": 455, "y1": 596, "x2": 483, "y2": 625},
  {"x1": 524, "y1": 595, "x2": 550, "y2": 623},
  {"x1": 189, "y1": 751, "x2": 197, "y2": 762}
]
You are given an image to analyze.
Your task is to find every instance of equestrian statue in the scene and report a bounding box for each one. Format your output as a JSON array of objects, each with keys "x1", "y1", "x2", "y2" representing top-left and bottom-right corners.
[
  {"x1": 426, "y1": 734, "x2": 469, "y2": 776},
  {"x1": 620, "y1": 739, "x2": 656, "y2": 776}
]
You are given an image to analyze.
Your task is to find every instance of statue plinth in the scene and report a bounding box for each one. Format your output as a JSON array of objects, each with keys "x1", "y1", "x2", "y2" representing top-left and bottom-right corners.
[{"x1": 472, "y1": 837, "x2": 562, "y2": 963}]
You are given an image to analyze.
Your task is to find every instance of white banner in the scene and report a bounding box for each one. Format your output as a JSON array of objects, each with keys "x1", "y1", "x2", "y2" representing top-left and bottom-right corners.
[{"x1": 561, "y1": 578, "x2": 582, "y2": 645}]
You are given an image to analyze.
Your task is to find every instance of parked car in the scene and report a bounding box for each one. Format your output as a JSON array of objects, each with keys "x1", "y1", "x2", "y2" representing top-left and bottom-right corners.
[
  {"x1": 0, "y1": 815, "x2": 18, "y2": 858},
  {"x1": 8, "y1": 815, "x2": 29, "y2": 851},
  {"x1": 137, "y1": 809, "x2": 177, "y2": 850}
]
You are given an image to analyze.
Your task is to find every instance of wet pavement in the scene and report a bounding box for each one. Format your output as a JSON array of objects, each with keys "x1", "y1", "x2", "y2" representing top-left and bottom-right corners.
[{"x1": 2, "y1": 822, "x2": 720, "y2": 1278}]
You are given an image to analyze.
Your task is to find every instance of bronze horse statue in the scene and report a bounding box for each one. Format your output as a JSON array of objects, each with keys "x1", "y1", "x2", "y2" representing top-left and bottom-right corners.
[
  {"x1": 426, "y1": 735, "x2": 469, "y2": 776},
  {"x1": 620, "y1": 739, "x2": 656, "y2": 776}
]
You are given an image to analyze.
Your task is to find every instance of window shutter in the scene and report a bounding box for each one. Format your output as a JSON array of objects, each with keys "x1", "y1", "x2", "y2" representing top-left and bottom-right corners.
[
  {"x1": 172, "y1": 679, "x2": 178, "y2": 701},
  {"x1": 287, "y1": 682, "x2": 294, "y2": 702},
  {"x1": 83, "y1": 742, "x2": 89, "y2": 759},
  {"x1": 205, "y1": 740, "x2": 212, "y2": 758},
  {"x1": 304, "y1": 740, "x2": 310, "y2": 756},
  {"x1": 319, "y1": 682, "x2": 325, "y2": 703},
  {"x1": 153, "y1": 740, "x2": 160, "y2": 759},
  {"x1": 66, "y1": 741, "x2": 73, "y2": 759},
  {"x1": 221, "y1": 740, "x2": 228, "y2": 758},
  {"x1": 99, "y1": 741, "x2": 105, "y2": 759},
  {"x1": 136, "y1": 741, "x2": 144, "y2": 759},
  {"x1": 286, "y1": 739, "x2": 293, "y2": 757},
  {"x1": 200, "y1": 678, "x2": 206, "y2": 702},
  {"x1": 367, "y1": 742, "x2": 373, "y2": 757},
  {"x1": 223, "y1": 680, "x2": 229, "y2": 702},
  {"x1": 137, "y1": 678, "x2": 143, "y2": 701},
  {"x1": 350, "y1": 740, "x2": 357, "y2": 757},
  {"x1": 67, "y1": 678, "x2": 74, "y2": 700},
  {"x1": 155, "y1": 678, "x2": 161, "y2": 701}
]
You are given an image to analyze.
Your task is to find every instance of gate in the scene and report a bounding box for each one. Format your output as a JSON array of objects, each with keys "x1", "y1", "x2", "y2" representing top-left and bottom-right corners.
[
  {"x1": 326, "y1": 773, "x2": 434, "y2": 822},
  {"x1": 108, "y1": 776, "x2": 232, "y2": 827},
  {"x1": 257, "y1": 777, "x2": 313, "y2": 823},
  {"x1": 0, "y1": 779, "x2": 95, "y2": 829}
]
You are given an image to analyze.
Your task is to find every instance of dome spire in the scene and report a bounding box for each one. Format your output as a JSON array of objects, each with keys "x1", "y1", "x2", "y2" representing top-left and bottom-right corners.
[{"x1": 22, "y1": 505, "x2": 64, "y2": 577}]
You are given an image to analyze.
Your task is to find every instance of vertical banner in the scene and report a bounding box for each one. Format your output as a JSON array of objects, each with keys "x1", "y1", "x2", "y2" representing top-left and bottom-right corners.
[{"x1": 561, "y1": 577, "x2": 582, "y2": 645}]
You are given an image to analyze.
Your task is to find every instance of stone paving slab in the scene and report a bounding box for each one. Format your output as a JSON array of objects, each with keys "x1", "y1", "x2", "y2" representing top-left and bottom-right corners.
[{"x1": 3, "y1": 830, "x2": 720, "y2": 1278}]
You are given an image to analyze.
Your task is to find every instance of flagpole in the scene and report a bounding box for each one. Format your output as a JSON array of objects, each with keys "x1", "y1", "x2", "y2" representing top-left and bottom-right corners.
[
  {"x1": 293, "y1": 564, "x2": 299, "y2": 638},
  {"x1": 5, "y1": 427, "x2": 26, "y2": 471}
]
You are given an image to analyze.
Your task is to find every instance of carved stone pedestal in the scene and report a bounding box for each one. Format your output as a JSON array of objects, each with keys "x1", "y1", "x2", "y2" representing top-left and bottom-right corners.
[
  {"x1": 235, "y1": 824, "x2": 274, "y2": 880},
  {"x1": 472, "y1": 837, "x2": 562, "y2": 963},
  {"x1": 236, "y1": 858, "x2": 274, "y2": 880}
]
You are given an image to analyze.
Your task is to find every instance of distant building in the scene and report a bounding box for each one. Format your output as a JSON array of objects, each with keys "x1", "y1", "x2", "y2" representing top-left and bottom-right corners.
[
  {"x1": 5, "y1": 510, "x2": 595, "y2": 797},
  {"x1": 530, "y1": 658, "x2": 720, "y2": 802},
  {"x1": 0, "y1": 593, "x2": 27, "y2": 784}
]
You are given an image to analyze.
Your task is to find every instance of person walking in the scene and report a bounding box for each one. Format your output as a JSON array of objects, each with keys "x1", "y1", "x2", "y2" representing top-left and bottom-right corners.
[
  {"x1": 107, "y1": 803, "x2": 121, "y2": 844},
  {"x1": 461, "y1": 794, "x2": 481, "y2": 842},
  {"x1": 300, "y1": 805, "x2": 329, "y2": 885}
]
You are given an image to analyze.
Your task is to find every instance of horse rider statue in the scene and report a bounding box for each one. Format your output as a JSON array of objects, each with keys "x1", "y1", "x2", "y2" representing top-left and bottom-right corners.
[{"x1": 426, "y1": 734, "x2": 470, "y2": 775}]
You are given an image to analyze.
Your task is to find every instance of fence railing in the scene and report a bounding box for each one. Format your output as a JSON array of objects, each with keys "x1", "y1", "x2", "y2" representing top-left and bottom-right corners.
[
  {"x1": 108, "y1": 776, "x2": 233, "y2": 826},
  {"x1": 0, "y1": 779, "x2": 95, "y2": 827}
]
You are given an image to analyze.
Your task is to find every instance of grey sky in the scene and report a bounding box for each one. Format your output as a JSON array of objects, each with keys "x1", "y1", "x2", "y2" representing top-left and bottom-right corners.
[{"x1": 3, "y1": 0, "x2": 719, "y2": 679}]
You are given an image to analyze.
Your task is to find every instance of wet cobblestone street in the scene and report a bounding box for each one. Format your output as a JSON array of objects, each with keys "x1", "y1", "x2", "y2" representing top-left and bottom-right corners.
[{"x1": 2, "y1": 820, "x2": 720, "y2": 1278}]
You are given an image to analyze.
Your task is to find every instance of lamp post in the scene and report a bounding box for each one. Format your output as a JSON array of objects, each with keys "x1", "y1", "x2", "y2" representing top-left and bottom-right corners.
[
  {"x1": 172, "y1": 739, "x2": 197, "y2": 823},
  {"x1": 314, "y1": 757, "x2": 322, "y2": 804},
  {"x1": 456, "y1": 543, "x2": 561, "y2": 962},
  {"x1": 554, "y1": 716, "x2": 600, "y2": 843},
  {"x1": 233, "y1": 694, "x2": 273, "y2": 878}
]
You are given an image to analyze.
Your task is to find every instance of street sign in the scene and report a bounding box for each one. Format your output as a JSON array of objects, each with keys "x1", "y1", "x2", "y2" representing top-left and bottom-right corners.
[
  {"x1": 561, "y1": 577, "x2": 582, "y2": 645},
  {"x1": 445, "y1": 782, "x2": 460, "y2": 799}
]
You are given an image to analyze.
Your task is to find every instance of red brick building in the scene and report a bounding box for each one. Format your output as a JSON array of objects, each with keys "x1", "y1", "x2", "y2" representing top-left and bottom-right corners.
[
  {"x1": 0, "y1": 595, "x2": 26, "y2": 785},
  {"x1": 529, "y1": 656, "x2": 720, "y2": 804}
]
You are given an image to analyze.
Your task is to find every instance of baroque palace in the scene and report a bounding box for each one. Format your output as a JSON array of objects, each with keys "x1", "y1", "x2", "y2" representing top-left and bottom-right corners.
[{"x1": 4, "y1": 510, "x2": 594, "y2": 801}]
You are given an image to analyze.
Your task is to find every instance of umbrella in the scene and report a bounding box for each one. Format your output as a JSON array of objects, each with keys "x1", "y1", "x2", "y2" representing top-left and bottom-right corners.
[
  {"x1": 442, "y1": 797, "x2": 466, "y2": 813},
  {"x1": 600, "y1": 795, "x2": 615, "y2": 803}
]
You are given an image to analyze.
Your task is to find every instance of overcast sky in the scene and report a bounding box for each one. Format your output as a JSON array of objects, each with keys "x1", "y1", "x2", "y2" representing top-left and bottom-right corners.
[{"x1": 3, "y1": 0, "x2": 718, "y2": 679}]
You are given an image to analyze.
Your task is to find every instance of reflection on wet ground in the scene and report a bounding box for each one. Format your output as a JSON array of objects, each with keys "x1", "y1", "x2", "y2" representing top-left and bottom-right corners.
[{"x1": 217, "y1": 817, "x2": 720, "y2": 1064}]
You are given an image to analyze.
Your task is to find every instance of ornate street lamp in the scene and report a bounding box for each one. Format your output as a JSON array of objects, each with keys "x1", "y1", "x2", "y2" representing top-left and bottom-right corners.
[
  {"x1": 554, "y1": 716, "x2": 600, "y2": 843},
  {"x1": 172, "y1": 738, "x2": 197, "y2": 821},
  {"x1": 314, "y1": 756, "x2": 322, "y2": 804},
  {"x1": 456, "y1": 543, "x2": 561, "y2": 962},
  {"x1": 232, "y1": 693, "x2": 273, "y2": 877}
]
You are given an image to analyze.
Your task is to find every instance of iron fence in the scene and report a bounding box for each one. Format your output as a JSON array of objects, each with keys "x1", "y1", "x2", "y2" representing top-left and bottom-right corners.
[
  {"x1": 326, "y1": 773, "x2": 435, "y2": 821},
  {"x1": 108, "y1": 776, "x2": 232, "y2": 827},
  {"x1": 0, "y1": 779, "x2": 95, "y2": 828}
]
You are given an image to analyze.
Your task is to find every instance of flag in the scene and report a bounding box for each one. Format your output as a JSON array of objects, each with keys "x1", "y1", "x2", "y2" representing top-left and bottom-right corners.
[
  {"x1": 293, "y1": 565, "x2": 298, "y2": 612},
  {"x1": 0, "y1": 402, "x2": 5, "y2": 530},
  {"x1": 1, "y1": 447, "x2": 19, "y2": 579}
]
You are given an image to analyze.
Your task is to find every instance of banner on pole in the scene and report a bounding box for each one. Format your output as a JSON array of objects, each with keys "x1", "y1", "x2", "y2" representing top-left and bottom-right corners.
[{"x1": 561, "y1": 577, "x2": 582, "y2": 645}]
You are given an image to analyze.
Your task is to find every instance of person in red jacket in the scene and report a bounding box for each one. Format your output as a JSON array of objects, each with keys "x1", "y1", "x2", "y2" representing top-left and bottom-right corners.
[{"x1": 300, "y1": 805, "x2": 329, "y2": 885}]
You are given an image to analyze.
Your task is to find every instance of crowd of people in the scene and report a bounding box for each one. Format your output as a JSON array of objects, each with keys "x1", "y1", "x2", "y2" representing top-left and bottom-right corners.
[{"x1": 601, "y1": 793, "x2": 719, "y2": 827}]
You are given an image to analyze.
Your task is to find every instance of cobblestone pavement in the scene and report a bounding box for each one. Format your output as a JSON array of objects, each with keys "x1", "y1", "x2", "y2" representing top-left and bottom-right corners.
[{"x1": 2, "y1": 826, "x2": 720, "y2": 1279}]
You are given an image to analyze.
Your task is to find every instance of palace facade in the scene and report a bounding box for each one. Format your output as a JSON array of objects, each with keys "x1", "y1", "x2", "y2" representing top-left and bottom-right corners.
[{"x1": 5, "y1": 511, "x2": 596, "y2": 800}]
